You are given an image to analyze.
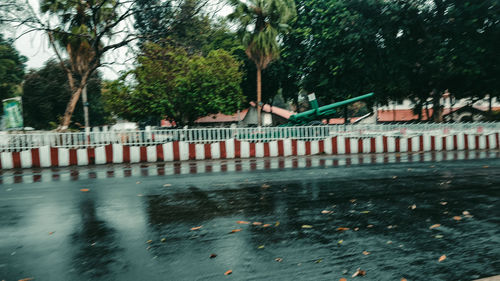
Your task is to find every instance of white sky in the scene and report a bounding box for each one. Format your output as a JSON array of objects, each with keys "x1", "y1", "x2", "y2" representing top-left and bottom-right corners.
[{"x1": 6, "y1": 0, "x2": 233, "y2": 80}]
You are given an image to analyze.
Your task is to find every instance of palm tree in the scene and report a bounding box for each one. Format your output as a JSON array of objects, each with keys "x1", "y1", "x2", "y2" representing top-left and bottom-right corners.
[
  {"x1": 41, "y1": 0, "x2": 116, "y2": 130},
  {"x1": 228, "y1": 0, "x2": 296, "y2": 126}
]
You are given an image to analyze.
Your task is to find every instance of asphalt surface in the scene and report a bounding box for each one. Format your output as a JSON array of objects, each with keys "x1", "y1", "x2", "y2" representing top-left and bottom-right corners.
[{"x1": 1, "y1": 153, "x2": 499, "y2": 281}]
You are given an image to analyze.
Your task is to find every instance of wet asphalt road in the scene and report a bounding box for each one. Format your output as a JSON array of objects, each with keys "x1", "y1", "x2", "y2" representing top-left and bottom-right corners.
[{"x1": 0, "y1": 154, "x2": 499, "y2": 281}]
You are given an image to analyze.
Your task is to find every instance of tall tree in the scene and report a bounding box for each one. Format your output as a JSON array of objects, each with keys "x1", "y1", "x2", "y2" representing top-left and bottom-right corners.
[
  {"x1": 0, "y1": 34, "x2": 26, "y2": 105},
  {"x1": 4, "y1": 0, "x2": 156, "y2": 130},
  {"x1": 103, "y1": 44, "x2": 244, "y2": 125},
  {"x1": 228, "y1": 0, "x2": 296, "y2": 126},
  {"x1": 23, "y1": 60, "x2": 109, "y2": 129}
]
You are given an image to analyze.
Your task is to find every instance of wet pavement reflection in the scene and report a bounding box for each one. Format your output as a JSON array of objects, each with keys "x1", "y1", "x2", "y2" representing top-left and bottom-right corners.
[{"x1": 0, "y1": 155, "x2": 499, "y2": 280}]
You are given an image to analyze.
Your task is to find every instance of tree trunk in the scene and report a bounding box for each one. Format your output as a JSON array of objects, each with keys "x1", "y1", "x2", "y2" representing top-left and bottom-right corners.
[
  {"x1": 488, "y1": 95, "x2": 492, "y2": 113},
  {"x1": 432, "y1": 96, "x2": 443, "y2": 123},
  {"x1": 59, "y1": 72, "x2": 90, "y2": 130},
  {"x1": 256, "y1": 67, "x2": 262, "y2": 127},
  {"x1": 82, "y1": 85, "x2": 90, "y2": 131},
  {"x1": 425, "y1": 102, "x2": 431, "y2": 122},
  {"x1": 344, "y1": 106, "x2": 348, "y2": 124}
]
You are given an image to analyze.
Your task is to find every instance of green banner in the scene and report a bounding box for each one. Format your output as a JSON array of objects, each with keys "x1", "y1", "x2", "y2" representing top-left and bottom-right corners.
[{"x1": 3, "y1": 97, "x2": 24, "y2": 129}]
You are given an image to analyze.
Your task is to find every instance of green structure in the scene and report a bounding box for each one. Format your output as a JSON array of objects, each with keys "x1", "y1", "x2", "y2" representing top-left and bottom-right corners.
[{"x1": 287, "y1": 92, "x2": 374, "y2": 125}]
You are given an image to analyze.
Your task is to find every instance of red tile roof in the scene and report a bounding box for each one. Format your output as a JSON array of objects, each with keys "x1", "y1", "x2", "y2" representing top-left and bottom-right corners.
[
  {"x1": 326, "y1": 117, "x2": 362, "y2": 124},
  {"x1": 377, "y1": 109, "x2": 433, "y2": 122},
  {"x1": 249, "y1": 102, "x2": 294, "y2": 119},
  {"x1": 194, "y1": 109, "x2": 249, "y2": 123}
]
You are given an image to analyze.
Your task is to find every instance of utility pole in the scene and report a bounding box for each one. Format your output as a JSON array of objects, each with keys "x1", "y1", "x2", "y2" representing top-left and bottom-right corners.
[{"x1": 82, "y1": 85, "x2": 90, "y2": 135}]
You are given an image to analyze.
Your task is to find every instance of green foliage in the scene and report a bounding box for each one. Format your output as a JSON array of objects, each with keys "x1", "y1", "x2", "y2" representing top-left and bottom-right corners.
[
  {"x1": 229, "y1": 0, "x2": 297, "y2": 70},
  {"x1": 40, "y1": 0, "x2": 118, "y2": 75},
  {"x1": 280, "y1": 0, "x2": 499, "y2": 116},
  {"x1": 134, "y1": 0, "x2": 213, "y2": 53},
  {"x1": 22, "y1": 60, "x2": 110, "y2": 129},
  {"x1": 0, "y1": 34, "x2": 26, "y2": 102},
  {"x1": 103, "y1": 44, "x2": 244, "y2": 125}
]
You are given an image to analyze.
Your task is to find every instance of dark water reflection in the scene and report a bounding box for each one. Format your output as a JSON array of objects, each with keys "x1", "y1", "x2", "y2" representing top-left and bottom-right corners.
[
  {"x1": 70, "y1": 197, "x2": 125, "y2": 279},
  {"x1": 1, "y1": 158, "x2": 499, "y2": 281},
  {"x1": 142, "y1": 164, "x2": 500, "y2": 280}
]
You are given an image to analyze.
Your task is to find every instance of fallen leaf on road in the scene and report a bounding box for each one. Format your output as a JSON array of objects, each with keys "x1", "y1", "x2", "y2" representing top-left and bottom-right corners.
[
  {"x1": 258, "y1": 245, "x2": 265, "y2": 249},
  {"x1": 80, "y1": 188, "x2": 89, "y2": 192},
  {"x1": 338, "y1": 240, "x2": 344, "y2": 244},
  {"x1": 315, "y1": 259, "x2": 323, "y2": 263},
  {"x1": 236, "y1": 221, "x2": 250, "y2": 225},
  {"x1": 146, "y1": 240, "x2": 153, "y2": 244},
  {"x1": 163, "y1": 184, "x2": 172, "y2": 187},
  {"x1": 363, "y1": 251, "x2": 370, "y2": 255},
  {"x1": 321, "y1": 210, "x2": 333, "y2": 214},
  {"x1": 440, "y1": 201, "x2": 447, "y2": 205},
  {"x1": 337, "y1": 227, "x2": 350, "y2": 232},
  {"x1": 252, "y1": 222, "x2": 262, "y2": 226},
  {"x1": 191, "y1": 226, "x2": 202, "y2": 231},
  {"x1": 224, "y1": 270, "x2": 232, "y2": 275},
  {"x1": 275, "y1": 221, "x2": 280, "y2": 227},
  {"x1": 438, "y1": 255, "x2": 446, "y2": 262},
  {"x1": 161, "y1": 238, "x2": 166, "y2": 242},
  {"x1": 411, "y1": 204, "x2": 417, "y2": 210},
  {"x1": 453, "y1": 216, "x2": 462, "y2": 221},
  {"x1": 429, "y1": 224, "x2": 441, "y2": 229},
  {"x1": 210, "y1": 253, "x2": 217, "y2": 259},
  {"x1": 263, "y1": 224, "x2": 271, "y2": 227},
  {"x1": 302, "y1": 225, "x2": 313, "y2": 229},
  {"x1": 352, "y1": 268, "x2": 366, "y2": 277},
  {"x1": 275, "y1": 257, "x2": 283, "y2": 262},
  {"x1": 229, "y1": 229, "x2": 242, "y2": 234}
]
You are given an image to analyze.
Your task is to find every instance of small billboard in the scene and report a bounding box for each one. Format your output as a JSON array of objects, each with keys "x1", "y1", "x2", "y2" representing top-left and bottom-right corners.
[{"x1": 2, "y1": 97, "x2": 24, "y2": 130}]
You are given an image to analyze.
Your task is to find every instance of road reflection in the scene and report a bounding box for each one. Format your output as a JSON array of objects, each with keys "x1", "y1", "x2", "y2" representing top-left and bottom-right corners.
[{"x1": 70, "y1": 196, "x2": 124, "y2": 279}]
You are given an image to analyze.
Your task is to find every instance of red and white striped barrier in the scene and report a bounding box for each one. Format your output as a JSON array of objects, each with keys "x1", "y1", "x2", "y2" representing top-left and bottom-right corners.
[
  {"x1": 1, "y1": 132, "x2": 499, "y2": 169},
  {"x1": 1, "y1": 151, "x2": 498, "y2": 185}
]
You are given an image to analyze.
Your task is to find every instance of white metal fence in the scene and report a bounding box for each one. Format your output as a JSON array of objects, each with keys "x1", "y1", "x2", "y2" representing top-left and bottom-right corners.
[{"x1": 1, "y1": 122, "x2": 499, "y2": 152}]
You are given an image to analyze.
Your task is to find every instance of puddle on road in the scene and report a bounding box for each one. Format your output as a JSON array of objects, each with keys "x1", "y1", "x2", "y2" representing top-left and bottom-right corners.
[{"x1": 0, "y1": 153, "x2": 499, "y2": 280}]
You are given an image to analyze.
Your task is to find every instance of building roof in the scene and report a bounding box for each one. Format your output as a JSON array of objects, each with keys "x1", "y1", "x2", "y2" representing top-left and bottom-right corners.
[
  {"x1": 194, "y1": 109, "x2": 249, "y2": 124},
  {"x1": 250, "y1": 102, "x2": 294, "y2": 119},
  {"x1": 195, "y1": 103, "x2": 294, "y2": 124},
  {"x1": 376, "y1": 106, "x2": 500, "y2": 122},
  {"x1": 326, "y1": 117, "x2": 362, "y2": 124}
]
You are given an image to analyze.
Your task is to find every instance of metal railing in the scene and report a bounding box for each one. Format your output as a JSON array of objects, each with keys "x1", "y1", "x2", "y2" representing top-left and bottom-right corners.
[{"x1": 1, "y1": 122, "x2": 499, "y2": 152}]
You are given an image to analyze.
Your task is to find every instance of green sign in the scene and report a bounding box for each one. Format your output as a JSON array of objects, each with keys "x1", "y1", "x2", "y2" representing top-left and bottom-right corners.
[{"x1": 3, "y1": 97, "x2": 24, "y2": 129}]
